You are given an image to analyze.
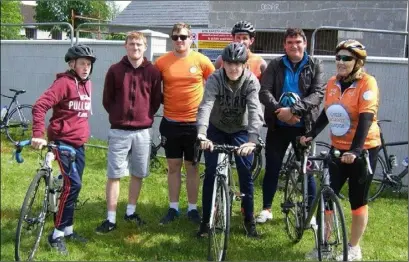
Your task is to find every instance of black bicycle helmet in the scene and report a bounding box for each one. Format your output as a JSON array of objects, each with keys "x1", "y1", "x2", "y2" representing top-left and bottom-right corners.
[
  {"x1": 64, "y1": 44, "x2": 96, "y2": 63},
  {"x1": 231, "y1": 21, "x2": 256, "y2": 37},
  {"x1": 221, "y1": 42, "x2": 248, "y2": 63}
]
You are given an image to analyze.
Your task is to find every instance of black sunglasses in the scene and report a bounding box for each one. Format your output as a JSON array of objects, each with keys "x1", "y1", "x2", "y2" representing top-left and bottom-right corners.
[
  {"x1": 171, "y1": 35, "x2": 189, "y2": 41},
  {"x1": 335, "y1": 55, "x2": 355, "y2": 62}
]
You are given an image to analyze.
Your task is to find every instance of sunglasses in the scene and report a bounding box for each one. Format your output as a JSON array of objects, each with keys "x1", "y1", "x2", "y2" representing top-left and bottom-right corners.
[
  {"x1": 335, "y1": 55, "x2": 355, "y2": 62},
  {"x1": 171, "y1": 35, "x2": 189, "y2": 41}
]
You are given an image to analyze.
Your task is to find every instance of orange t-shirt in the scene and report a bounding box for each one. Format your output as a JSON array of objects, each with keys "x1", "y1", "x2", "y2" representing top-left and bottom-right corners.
[
  {"x1": 155, "y1": 51, "x2": 215, "y2": 122},
  {"x1": 324, "y1": 73, "x2": 381, "y2": 150}
]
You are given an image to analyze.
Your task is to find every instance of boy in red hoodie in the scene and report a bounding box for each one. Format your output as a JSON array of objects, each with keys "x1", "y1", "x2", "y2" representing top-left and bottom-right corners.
[{"x1": 31, "y1": 44, "x2": 96, "y2": 255}]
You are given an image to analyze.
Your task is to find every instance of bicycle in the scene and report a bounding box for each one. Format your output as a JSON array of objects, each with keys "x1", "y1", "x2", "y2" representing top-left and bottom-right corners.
[
  {"x1": 367, "y1": 120, "x2": 408, "y2": 201},
  {"x1": 14, "y1": 140, "x2": 77, "y2": 261},
  {"x1": 1, "y1": 89, "x2": 33, "y2": 143},
  {"x1": 280, "y1": 137, "x2": 372, "y2": 261},
  {"x1": 194, "y1": 143, "x2": 263, "y2": 261}
]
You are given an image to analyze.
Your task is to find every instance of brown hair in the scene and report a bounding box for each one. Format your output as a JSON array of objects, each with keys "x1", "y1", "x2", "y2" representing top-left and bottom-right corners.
[
  {"x1": 125, "y1": 31, "x2": 147, "y2": 46},
  {"x1": 171, "y1": 22, "x2": 191, "y2": 36},
  {"x1": 284, "y1": 28, "x2": 307, "y2": 42}
]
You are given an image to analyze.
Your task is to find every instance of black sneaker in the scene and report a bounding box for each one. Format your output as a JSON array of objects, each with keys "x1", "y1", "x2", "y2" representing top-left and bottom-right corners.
[
  {"x1": 244, "y1": 219, "x2": 260, "y2": 239},
  {"x1": 48, "y1": 233, "x2": 68, "y2": 255},
  {"x1": 124, "y1": 212, "x2": 146, "y2": 226},
  {"x1": 159, "y1": 208, "x2": 179, "y2": 225},
  {"x1": 196, "y1": 222, "x2": 209, "y2": 238},
  {"x1": 187, "y1": 209, "x2": 201, "y2": 224},
  {"x1": 65, "y1": 232, "x2": 88, "y2": 243},
  {"x1": 95, "y1": 220, "x2": 117, "y2": 234}
]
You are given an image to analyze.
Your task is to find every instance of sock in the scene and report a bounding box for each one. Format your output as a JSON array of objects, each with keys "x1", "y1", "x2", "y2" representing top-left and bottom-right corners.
[
  {"x1": 52, "y1": 228, "x2": 65, "y2": 240},
  {"x1": 107, "y1": 211, "x2": 116, "y2": 224},
  {"x1": 64, "y1": 225, "x2": 73, "y2": 236},
  {"x1": 169, "y1": 202, "x2": 179, "y2": 211},
  {"x1": 188, "y1": 203, "x2": 197, "y2": 212},
  {"x1": 126, "y1": 204, "x2": 136, "y2": 216}
]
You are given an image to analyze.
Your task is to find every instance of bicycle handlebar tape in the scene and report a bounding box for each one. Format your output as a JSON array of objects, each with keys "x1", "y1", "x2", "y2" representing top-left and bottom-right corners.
[{"x1": 14, "y1": 139, "x2": 31, "y2": 163}]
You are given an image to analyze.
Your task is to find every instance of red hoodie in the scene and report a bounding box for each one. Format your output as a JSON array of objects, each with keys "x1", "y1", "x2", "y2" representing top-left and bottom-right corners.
[
  {"x1": 102, "y1": 56, "x2": 162, "y2": 129},
  {"x1": 32, "y1": 72, "x2": 92, "y2": 148}
]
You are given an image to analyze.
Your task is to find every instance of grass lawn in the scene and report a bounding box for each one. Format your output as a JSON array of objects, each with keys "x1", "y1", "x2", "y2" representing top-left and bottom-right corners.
[{"x1": 1, "y1": 137, "x2": 408, "y2": 261}]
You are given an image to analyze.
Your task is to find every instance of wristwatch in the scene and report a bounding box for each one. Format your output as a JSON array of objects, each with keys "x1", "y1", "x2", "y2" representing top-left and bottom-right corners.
[{"x1": 290, "y1": 107, "x2": 300, "y2": 117}]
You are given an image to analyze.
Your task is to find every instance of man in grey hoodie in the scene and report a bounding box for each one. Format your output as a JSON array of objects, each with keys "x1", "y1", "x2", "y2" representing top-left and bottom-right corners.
[{"x1": 196, "y1": 43, "x2": 264, "y2": 238}]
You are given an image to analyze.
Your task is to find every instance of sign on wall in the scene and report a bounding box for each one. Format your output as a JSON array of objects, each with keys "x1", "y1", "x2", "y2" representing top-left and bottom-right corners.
[{"x1": 191, "y1": 29, "x2": 232, "y2": 62}]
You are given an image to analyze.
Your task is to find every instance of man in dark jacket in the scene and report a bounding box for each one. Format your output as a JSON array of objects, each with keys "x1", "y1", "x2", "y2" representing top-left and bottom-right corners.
[
  {"x1": 96, "y1": 31, "x2": 162, "y2": 234},
  {"x1": 257, "y1": 28, "x2": 325, "y2": 224}
]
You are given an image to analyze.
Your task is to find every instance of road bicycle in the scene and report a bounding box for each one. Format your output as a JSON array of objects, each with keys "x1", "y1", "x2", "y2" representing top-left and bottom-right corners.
[
  {"x1": 1, "y1": 89, "x2": 33, "y2": 143},
  {"x1": 280, "y1": 137, "x2": 371, "y2": 261},
  {"x1": 14, "y1": 140, "x2": 77, "y2": 261},
  {"x1": 195, "y1": 143, "x2": 264, "y2": 261}
]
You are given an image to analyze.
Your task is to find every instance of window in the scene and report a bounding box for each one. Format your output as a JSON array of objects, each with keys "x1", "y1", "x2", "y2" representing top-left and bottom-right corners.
[{"x1": 25, "y1": 28, "x2": 37, "y2": 39}]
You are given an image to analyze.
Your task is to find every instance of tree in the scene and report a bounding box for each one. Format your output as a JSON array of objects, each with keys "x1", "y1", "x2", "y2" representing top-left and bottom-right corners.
[
  {"x1": 34, "y1": 0, "x2": 112, "y2": 38},
  {"x1": 1, "y1": 1, "x2": 24, "y2": 40}
]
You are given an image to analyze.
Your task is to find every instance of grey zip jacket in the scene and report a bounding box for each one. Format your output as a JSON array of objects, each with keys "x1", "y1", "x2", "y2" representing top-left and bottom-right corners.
[{"x1": 197, "y1": 68, "x2": 264, "y2": 143}]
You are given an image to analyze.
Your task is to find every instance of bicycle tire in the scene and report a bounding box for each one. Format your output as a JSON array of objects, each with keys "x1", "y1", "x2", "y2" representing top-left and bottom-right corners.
[
  {"x1": 15, "y1": 170, "x2": 49, "y2": 261},
  {"x1": 250, "y1": 152, "x2": 263, "y2": 181},
  {"x1": 367, "y1": 155, "x2": 388, "y2": 202},
  {"x1": 317, "y1": 190, "x2": 348, "y2": 261},
  {"x1": 282, "y1": 165, "x2": 304, "y2": 243},
  {"x1": 5, "y1": 104, "x2": 33, "y2": 143},
  {"x1": 207, "y1": 178, "x2": 230, "y2": 261}
]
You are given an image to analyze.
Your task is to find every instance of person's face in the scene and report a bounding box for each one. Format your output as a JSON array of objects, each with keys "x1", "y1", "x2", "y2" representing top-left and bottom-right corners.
[
  {"x1": 71, "y1": 58, "x2": 92, "y2": 79},
  {"x1": 233, "y1": 32, "x2": 254, "y2": 49},
  {"x1": 125, "y1": 38, "x2": 147, "y2": 60},
  {"x1": 172, "y1": 28, "x2": 192, "y2": 53},
  {"x1": 283, "y1": 35, "x2": 307, "y2": 61},
  {"x1": 335, "y1": 49, "x2": 356, "y2": 77},
  {"x1": 223, "y1": 61, "x2": 245, "y2": 81}
]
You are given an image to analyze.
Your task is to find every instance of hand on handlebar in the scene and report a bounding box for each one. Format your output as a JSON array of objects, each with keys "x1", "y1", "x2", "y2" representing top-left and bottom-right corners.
[
  {"x1": 31, "y1": 137, "x2": 47, "y2": 150},
  {"x1": 341, "y1": 152, "x2": 357, "y2": 164},
  {"x1": 299, "y1": 136, "x2": 313, "y2": 147},
  {"x1": 197, "y1": 134, "x2": 214, "y2": 152},
  {"x1": 237, "y1": 142, "x2": 256, "y2": 157}
]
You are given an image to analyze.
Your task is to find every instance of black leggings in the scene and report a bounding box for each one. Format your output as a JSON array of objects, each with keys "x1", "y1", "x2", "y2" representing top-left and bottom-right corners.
[{"x1": 329, "y1": 146, "x2": 380, "y2": 210}]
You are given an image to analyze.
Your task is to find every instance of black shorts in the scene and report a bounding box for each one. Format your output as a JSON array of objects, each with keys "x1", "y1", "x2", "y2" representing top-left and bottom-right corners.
[
  {"x1": 329, "y1": 146, "x2": 380, "y2": 210},
  {"x1": 159, "y1": 118, "x2": 197, "y2": 161}
]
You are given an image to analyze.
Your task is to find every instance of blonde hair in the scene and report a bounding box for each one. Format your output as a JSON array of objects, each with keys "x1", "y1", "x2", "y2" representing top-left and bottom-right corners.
[
  {"x1": 125, "y1": 31, "x2": 147, "y2": 46},
  {"x1": 171, "y1": 22, "x2": 191, "y2": 36}
]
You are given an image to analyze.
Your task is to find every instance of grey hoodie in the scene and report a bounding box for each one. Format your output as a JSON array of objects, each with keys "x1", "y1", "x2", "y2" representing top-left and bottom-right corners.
[{"x1": 197, "y1": 68, "x2": 264, "y2": 143}]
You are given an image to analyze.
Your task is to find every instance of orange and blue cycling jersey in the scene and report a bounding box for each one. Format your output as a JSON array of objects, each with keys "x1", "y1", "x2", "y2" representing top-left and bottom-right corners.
[
  {"x1": 155, "y1": 51, "x2": 215, "y2": 122},
  {"x1": 324, "y1": 73, "x2": 381, "y2": 150}
]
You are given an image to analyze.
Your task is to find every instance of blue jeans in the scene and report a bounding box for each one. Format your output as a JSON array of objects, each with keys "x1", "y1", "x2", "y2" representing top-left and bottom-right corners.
[
  {"x1": 54, "y1": 141, "x2": 85, "y2": 231},
  {"x1": 262, "y1": 126, "x2": 316, "y2": 210},
  {"x1": 202, "y1": 124, "x2": 255, "y2": 223}
]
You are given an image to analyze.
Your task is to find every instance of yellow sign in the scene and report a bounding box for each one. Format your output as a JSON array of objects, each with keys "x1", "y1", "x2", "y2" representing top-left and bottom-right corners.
[
  {"x1": 198, "y1": 41, "x2": 230, "y2": 49},
  {"x1": 190, "y1": 42, "x2": 197, "y2": 49}
]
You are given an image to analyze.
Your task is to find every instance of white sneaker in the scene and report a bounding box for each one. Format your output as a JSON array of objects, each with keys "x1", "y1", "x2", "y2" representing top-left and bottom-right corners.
[
  {"x1": 255, "y1": 209, "x2": 272, "y2": 223},
  {"x1": 336, "y1": 244, "x2": 362, "y2": 261},
  {"x1": 310, "y1": 216, "x2": 318, "y2": 230}
]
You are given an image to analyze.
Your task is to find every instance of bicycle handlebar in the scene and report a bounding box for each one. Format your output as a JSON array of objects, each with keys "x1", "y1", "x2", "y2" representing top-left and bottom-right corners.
[{"x1": 14, "y1": 139, "x2": 77, "y2": 164}]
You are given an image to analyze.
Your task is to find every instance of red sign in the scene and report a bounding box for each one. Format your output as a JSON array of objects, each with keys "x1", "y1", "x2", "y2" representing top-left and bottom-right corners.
[{"x1": 198, "y1": 33, "x2": 232, "y2": 42}]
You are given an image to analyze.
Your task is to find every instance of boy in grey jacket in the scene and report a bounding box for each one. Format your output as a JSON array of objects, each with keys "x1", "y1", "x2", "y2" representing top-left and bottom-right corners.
[{"x1": 196, "y1": 43, "x2": 264, "y2": 238}]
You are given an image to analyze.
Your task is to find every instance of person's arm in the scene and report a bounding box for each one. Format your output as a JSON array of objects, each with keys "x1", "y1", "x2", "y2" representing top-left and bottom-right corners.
[
  {"x1": 196, "y1": 74, "x2": 218, "y2": 136},
  {"x1": 305, "y1": 109, "x2": 329, "y2": 138},
  {"x1": 291, "y1": 58, "x2": 325, "y2": 116},
  {"x1": 259, "y1": 59, "x2": 280, "y2": 112},
  {"x1": 214, "y1": 55, "x2": 223, "y2": 69},
  {"x1": 260, "y1": 58, "x2": 268, "y2": 75},
  {"x1": 32, "y1": 78, "x2": 67, "y2": 139},
  {"x1": 102, "y1": 67, "x2": 115, "y2": 113},
  {"x1": 246, "y1": 78, "x2": 264, "y2": 143},
  {"x1": 151, "y1": 70, "x2": 163, "y2": 115}
]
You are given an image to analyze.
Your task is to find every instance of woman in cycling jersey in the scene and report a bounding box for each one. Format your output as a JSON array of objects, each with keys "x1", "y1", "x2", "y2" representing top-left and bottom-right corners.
[{"x1": 301, "y1": 39, "x2": 381, "y2": 261}]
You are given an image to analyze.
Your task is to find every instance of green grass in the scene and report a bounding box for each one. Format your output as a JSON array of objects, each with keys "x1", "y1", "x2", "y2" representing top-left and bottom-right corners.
[{"x1": 1, "y1": 137, "x2": 408, "y2": 261}]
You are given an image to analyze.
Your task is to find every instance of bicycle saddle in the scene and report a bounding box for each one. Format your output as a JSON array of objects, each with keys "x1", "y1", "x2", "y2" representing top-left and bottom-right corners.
[{"x1": 9, "y1": 89, "x2": 26, "y2": 95}]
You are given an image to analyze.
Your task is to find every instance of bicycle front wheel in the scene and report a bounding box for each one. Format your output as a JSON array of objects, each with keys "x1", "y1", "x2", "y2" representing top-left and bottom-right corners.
[
  {"x1": 207, "y1": 178, "x2": 230, "y2": 261},
  {"x1": 317, "y1": 190, "x2": 348, "y2": 261},
  {"x1": 5, "y1": 104, "x2": 33, "y2": 143},
  {"x1": 15, "y1": 170, "x2": 49, "y2": 261},
  {"x1": 250, "y1": 152, "x2": 263, "y2": 181}
]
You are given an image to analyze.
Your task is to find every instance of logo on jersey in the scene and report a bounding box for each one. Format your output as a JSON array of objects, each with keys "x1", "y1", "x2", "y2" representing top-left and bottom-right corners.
[
  {"x1": 189, "y1": 66, "x2": 197, "y2": 73},
  {"x1": 362, "y1": 90, "x2": 374, "y2": 101},
  {"x1": 326, "y1": 104, "x2": 351, "y2": 136}
]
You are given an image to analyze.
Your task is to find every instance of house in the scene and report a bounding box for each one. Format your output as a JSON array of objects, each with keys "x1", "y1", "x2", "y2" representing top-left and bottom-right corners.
[
  {"x1": 20, "y1": 3, "x2": 67, "y2": 40},
  {"x1": 112, "y1": 1, "x2": 408, "y2": 57}
]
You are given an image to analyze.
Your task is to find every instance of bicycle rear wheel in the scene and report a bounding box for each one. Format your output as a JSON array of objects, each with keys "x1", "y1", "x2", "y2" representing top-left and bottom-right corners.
[
  {"x1": 208, "y1": 178, "x2": 230, "y2": 261},
  {"x1": 317, "y1": 190, "x2": 348, "y2": 261},
  {"x1": 5, "y1": 104, "x2": 33, "y2": 143},
  {"x1": 368, "y1": 155, "x2": 387, "y2": 202},
  {"x1": 281, "y1": 166, "x2": 304, "y2": 243},
  {"x1": 15, "y1": 170, "x2": 49, "y2": 261}
]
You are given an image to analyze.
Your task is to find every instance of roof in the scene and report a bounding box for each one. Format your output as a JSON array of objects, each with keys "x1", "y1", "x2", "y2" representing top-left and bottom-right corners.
[
  {"x1": 20, "y1": 3, "x2": 35, "y2": 24},
  {"x1": 111, "y1": 1, "x2": 209, "y2": 27}
]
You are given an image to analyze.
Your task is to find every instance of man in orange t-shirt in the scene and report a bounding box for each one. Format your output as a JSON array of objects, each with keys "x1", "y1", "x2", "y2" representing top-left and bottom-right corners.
[
  {"x1": 214, "y1": 21, "x2": 267, "y2": 79},
  {"x1": 155, "y1": 22, "x2": 215, "y2": 225}
]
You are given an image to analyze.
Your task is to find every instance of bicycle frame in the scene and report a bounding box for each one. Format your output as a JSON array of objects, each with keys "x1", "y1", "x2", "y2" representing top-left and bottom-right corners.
[{"x1": 1, "y1": 92, "x2": 21, "y2": 124}]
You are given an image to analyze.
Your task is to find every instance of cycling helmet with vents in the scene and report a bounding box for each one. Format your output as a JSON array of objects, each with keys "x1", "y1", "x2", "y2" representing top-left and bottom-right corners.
[
  {"x1": 231, "y1": 21, "x2": 256, "y2": 37},
  {"x1": 221, "y1": 42, "x2": 248, "y2": 63},
  {"x1": 335, "y1": 39, "x2": 367, "y2": 60},
  {"x1": 65, "y1": 44, "x2": 96, "y2": 63}
]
